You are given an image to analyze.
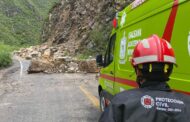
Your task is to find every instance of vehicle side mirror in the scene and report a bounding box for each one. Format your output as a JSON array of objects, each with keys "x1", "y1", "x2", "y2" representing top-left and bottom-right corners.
[{"x1": 96, "y1": 54, "x2": 104, "y2": 67}]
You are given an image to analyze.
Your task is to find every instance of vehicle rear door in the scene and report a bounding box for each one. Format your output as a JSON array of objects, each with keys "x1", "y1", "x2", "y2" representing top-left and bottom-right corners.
[{"x1": 100, "y1": 34, "x2": 116, "y2": 95}]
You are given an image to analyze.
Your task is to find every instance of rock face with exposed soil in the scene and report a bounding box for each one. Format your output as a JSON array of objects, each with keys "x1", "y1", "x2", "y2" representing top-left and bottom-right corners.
[
  {"x1": 15, "y1": 0, "x2": 133, "y2": 73},
  {"x1": 42, "y1": 0, "x2": 133, "y2": 55},
  {"x1": 42, "y1": 0, "x2": 115, "y2": 55}
]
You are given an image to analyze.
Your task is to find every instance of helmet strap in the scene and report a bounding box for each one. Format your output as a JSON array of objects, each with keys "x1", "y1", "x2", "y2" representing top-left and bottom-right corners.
[
  {"x1": 149, "y1": 64, "x2": 152, "y2": 72},
  {"x1": 136, "y1": 75, "x2": 145, "y2": 87},
  {"x1": 164, "y1": 64, "x2": 169, "y2": 73},
  {"x1": 135, "y1": 67, "x2": 145, "y2": 87}
]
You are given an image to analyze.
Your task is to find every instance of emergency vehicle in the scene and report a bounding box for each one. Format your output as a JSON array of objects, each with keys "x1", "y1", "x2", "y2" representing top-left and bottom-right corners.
[{"x1": 96, "y1": 0, "x2": 190, "y2": 111}]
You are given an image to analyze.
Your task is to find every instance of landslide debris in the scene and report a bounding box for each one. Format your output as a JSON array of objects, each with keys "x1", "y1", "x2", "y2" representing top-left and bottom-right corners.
[
  {"x1": 15, "y1": 44, "x2": 98, "y2": 73},
  {"x1": 42, "y1": 0, "x2": 116, "y2": 55},
  {"x1": 15, "y1": 0, "x2": 133, "y2": 73}
]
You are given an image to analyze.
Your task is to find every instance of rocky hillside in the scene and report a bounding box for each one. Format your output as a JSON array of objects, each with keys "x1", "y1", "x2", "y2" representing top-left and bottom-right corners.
[
  {"x1": 15, "y1": 0, "x2": 133, "y2": 73},
  {"x1": 42, "y1": 0, "x2": 133, "y2": 56},
  {"x1": 0, "y1": 0, "x2": 59, "y2": 46}
]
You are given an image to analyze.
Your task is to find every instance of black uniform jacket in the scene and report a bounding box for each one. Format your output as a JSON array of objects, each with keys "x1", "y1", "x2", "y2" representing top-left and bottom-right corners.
[{"x1": 99, "y1": 82, "x2": 190, "y2": 122}]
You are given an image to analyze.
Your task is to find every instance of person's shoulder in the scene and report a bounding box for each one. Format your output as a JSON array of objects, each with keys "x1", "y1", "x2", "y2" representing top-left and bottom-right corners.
[
  {"x1": 171, "y1": 91, "x2": 190, "y2": 102},
  {"x1": 111, "y1": 88, "x2": 142, "y2": 104}
]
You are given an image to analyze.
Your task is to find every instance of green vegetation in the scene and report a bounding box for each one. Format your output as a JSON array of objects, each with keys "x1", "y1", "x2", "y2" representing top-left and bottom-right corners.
[
  {"x1": 0, "y1": 0, "x2": 59, "y2": 46},
  {"x1": 77, "y1": 54, "x2": 91, "y2": 60},
  {"x1": 0, "y1": 44, "x2": 16, "y2": 68},
  {"x1": 0, "y1": 0, "x2": 59, "y2": 68},
  {"x1": 87, "y1": 24, "x2": 112, "y2": 56}
]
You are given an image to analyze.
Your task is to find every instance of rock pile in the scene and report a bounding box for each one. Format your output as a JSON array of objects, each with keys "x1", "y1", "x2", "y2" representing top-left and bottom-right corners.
[{"x1": 14, "y1": 44, "x2": 99, "y2": 74}]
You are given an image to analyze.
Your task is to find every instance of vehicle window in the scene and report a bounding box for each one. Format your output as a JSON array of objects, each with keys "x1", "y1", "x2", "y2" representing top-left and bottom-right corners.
[{"x1": 104, "y1": 34, "x2": 116, "y2": 67}]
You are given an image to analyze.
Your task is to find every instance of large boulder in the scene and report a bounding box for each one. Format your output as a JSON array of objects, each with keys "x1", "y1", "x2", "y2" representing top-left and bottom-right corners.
[
  {"x1": 78, "y1": 59, "x2": 98, "y2": 73},
  {"x1": 27, "y1": 60, "x2": 54, "y2": 74}
]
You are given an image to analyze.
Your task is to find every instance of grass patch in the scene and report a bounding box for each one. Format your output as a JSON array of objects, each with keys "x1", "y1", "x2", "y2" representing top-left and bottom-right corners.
[
  {"x1": 77, "y1": 54, "x2": 91, "y2": 60},
  {"x1": 0, "y1": 44, "x2": 16, "y2": 68},
  {"x1": 86, "y1": 24, "x2": 112, "y2": 56},
  {"x1": 0, "y1": 51, "x2": 12, "y2": 68}
]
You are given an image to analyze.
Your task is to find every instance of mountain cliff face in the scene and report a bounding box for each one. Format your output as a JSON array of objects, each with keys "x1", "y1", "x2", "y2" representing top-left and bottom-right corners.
[
  {"x1": 0, "y1": 0, "x2": 58, "y2": 46},
  {"x1": 15, "y1": 0, "x2": 134, "y2": 73},
  {"x1": 41, "y1": 0, "x2": 133, "y2": 56}
]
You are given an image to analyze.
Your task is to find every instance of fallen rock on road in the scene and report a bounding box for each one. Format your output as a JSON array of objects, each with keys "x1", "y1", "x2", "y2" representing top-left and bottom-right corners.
[{"x1": 27, "y1": 58, "x2": 98, "y2": 74}]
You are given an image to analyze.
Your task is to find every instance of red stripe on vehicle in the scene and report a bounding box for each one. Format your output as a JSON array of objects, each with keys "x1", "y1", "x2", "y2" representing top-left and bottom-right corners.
[
  {"x1": 115, "y1": 77, "x2": 138, "y2": 87},
  {"x1": 100, "y1": 74, "x2": 115, "y2": 81},
  {"x1": 162, "y1": 0, "x2": 179, "y2": 42},
  {"x1": 100, "y1": 74, "x2": 190, "y2": 95},
  {"x1": 100, "y1": 74, "x2": 137, "y2": 87}
]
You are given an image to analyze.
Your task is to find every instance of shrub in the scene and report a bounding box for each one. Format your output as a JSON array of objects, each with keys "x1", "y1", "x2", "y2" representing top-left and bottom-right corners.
[
  {"x1": 88, "y1": 24, "x2": 112, "y2": 55},
  {"x1": 0, "y1": 51, "x2": 12, "y2": 68},
  {"x1": 0, "y1": 44, "x2": 13, "y2": 68}
]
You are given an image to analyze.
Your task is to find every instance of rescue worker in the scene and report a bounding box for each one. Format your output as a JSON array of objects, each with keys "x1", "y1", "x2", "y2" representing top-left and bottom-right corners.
[{"x1": 99, "y1": 35, "x2": 190, "y2": 122}]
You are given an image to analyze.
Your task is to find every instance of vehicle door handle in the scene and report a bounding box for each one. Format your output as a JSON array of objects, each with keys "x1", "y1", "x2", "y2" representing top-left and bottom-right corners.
[{"x1": 110, "y1": 71, "x2": 114, "y2": 75}]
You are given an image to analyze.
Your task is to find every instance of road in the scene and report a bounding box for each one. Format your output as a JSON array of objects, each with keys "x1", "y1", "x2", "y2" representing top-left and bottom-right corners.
[{"x1": 0, "y1": 58, "x2": 101, "y2": 122}]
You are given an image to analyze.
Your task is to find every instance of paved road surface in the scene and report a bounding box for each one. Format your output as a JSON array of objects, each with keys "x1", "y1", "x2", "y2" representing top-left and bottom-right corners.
[{"x1": 0, "y1": 59, "x2": 101, "y2": 122}]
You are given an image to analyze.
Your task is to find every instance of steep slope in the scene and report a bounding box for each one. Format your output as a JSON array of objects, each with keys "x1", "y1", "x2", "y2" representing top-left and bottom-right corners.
[
  {"x1": 42, "y1": 0, "x2": 133, "y2": 56},
  {"x1": 15, "y1": 0, "x2": 134, "y2": 73},
  {"x1": 0, "y1": 0, "x2": 59, "y2": 46}
]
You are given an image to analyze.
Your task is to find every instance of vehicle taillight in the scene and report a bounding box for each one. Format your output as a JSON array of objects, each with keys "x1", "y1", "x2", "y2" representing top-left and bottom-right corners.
[{"x1": 112, "y1": 18, "x2": 117, "y2": 28}]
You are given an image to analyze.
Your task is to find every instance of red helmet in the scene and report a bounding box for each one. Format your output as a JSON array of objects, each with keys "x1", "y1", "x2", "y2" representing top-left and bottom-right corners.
[{"x1": 131, "y1": 35, "x2": 176, "y2": 66}]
